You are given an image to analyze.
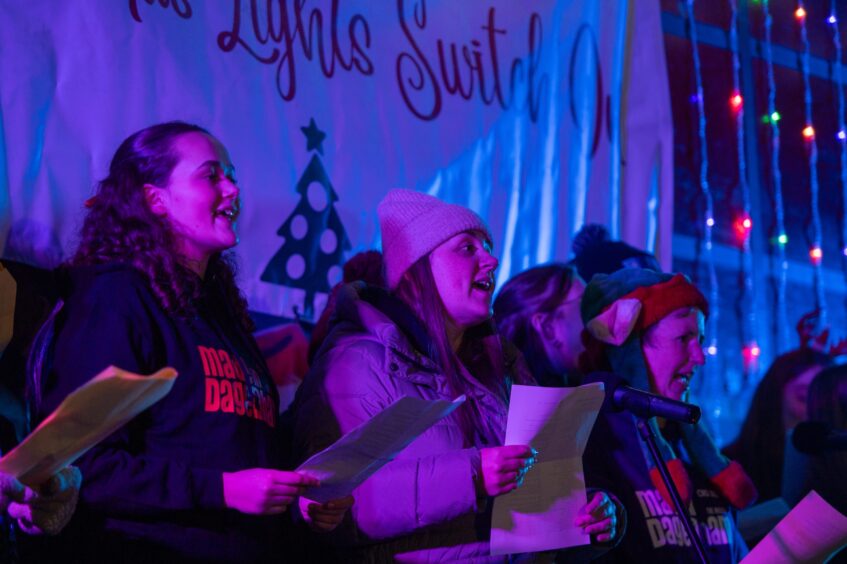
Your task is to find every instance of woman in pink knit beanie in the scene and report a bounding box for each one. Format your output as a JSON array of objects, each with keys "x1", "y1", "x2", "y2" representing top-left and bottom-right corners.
[{"x1": 292, "y1": 189, "x2": 618, "y2": 562}]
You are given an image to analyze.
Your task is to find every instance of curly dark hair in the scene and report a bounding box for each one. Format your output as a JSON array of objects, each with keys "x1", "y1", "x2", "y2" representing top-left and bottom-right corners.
[{"x1": 72, "y1": 121, "x2": 252, "y2": 330}]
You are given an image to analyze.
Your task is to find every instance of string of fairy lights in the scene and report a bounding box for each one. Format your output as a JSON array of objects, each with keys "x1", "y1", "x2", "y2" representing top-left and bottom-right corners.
[
  {"x1": 728, "y1": 0, "x2": 758, "y2": 372},
  {"x1": 761, "y1": 0, "x2": 791, "y2": 353},
  {"x1": 684, "y1": 0, "x2": 840, "y2": 367},
  {"x1": 796, "y1": 2, "x2": 829, "y2": 331},
  {"x1": 831, "y1": 0, "x2": 847, "y2": 308},
  {"x1": 684, "y1": 0, "x2": 721, "y2": 368}
]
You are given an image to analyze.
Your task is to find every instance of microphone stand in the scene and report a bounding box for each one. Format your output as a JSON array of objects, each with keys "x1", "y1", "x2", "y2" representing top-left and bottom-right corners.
[{"x1": 636, "y1": 418, "x2": 710, "y2": 564}]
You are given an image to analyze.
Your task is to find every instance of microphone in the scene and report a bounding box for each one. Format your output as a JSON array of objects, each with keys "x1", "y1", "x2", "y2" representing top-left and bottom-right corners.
[
  {"x1": 584, "y1": 372, "x2": 701, "y2": 424},
  {"x1": 792, "y1": 421, "x2": 847, "y2": 454}
]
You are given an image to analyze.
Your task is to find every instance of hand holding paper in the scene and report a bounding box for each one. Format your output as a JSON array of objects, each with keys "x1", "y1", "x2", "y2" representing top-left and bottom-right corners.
[
  {"x1": 222, "y1": 468, "x2": 318, "y2": 515},
  {"x1": 491, "y1": 383, "x2": 605, "y2": 555},
  {"x1": 297, "y1": 395, "x2": 465, "y2": 503},
  {"x1": 0, "y1": 365, "x2": 177, "y2": 486},
  {"x1": 479, "y1": 445, "x2": 536, "y2": 497},
  {"x1": 299, "y1": 494, "x2": 355, "y2": 532}
]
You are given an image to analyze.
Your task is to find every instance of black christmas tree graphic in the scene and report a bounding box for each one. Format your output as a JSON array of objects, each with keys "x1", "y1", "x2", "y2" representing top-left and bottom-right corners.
[{"x1": 261, "y1": 119, "x2": 351, "y2": 319}]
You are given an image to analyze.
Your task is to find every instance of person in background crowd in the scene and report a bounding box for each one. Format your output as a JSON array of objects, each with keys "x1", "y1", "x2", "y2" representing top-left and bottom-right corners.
[
  {"x1": 493, "y1": 263, "x2": 629, "y2": 561},
  {"x1": 569, "y1": 224, "x2": 660, "y2": 284},
  {"x1": 291, "y1": 189, "x2": 617, "y2": 562},
  {"x1": 28, "y1": 122, "x2": 351, "y2": 562},
  {"x1": 724, "y1": 348, "x2": 831, "y2": 502},
  {"x1": 493, "y1": 263, "x2": 585, "y2": 387},
  {"x1": 578, "y1": 268, "x2": 756, "y2": 563},
  {"x1": 307, "y1": 250, "x2": 385, "y2": 364},
  {"x1": 494, "y1": 224, "x2": 662, "y2": 388},
  {"x1": 782, "y1": 363, "x2": 847, "y2": 513}
]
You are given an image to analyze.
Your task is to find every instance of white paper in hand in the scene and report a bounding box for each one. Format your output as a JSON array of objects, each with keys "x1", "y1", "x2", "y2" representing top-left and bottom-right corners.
[
  {"x1": 297, "y1": 395, "x2": 465, "y2": 503},
  {"x1": 0, "y1": 365, "x2": 177, "y2": 486},
  {"x1": 742, "y1": 490, "x2": 847, "y2": 563},
  {"x1": 491, "y1": 383, "x2": 605, "y2": 556}
]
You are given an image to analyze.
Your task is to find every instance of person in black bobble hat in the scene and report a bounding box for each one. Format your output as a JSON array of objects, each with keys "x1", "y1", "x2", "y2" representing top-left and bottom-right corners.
[{"x1": 570, "y1": 224, "x2": 661, "y2": 284}]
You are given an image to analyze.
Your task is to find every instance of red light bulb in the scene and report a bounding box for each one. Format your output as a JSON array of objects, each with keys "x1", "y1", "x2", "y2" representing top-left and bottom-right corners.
[{"x1": 730, "y1": 93, "x2": 743, "y2": 110}]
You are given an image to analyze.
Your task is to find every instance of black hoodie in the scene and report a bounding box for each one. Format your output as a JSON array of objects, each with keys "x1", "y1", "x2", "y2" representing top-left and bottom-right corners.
[{"x1": 37, "y1": 263, "x2": 286, "y2": 562}]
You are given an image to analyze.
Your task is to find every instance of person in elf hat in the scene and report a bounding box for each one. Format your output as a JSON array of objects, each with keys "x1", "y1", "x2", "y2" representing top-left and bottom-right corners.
[
  {"x1": 578, "y1": 268, "x2": 757, "y2": 563},
  {"x1": 290, "y1": 189, "x2": 618, "y2": 562}
]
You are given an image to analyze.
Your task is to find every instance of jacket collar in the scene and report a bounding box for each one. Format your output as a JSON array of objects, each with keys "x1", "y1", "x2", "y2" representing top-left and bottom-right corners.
[{"x1": 333, "y1": 282, "x2": 442, "y2": 380}]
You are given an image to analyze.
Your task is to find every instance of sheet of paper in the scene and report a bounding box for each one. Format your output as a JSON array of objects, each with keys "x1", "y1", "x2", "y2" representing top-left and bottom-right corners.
[
  {"x1": 297, "y1": 395, "x2": 464, "y2": 503},
  {"x1": 491, "y1": 383, "x2": 605, "y2": 556},
  {"x1": 742, "y1": 490, "x2": 847, "y2": 563},
  {"x1": 0, "y1": 365, "x2": 177, "y2": 486}
]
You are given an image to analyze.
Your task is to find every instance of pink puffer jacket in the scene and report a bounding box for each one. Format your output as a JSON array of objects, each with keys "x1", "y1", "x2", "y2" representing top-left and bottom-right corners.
[{"x1": 291, "y1": 284, "x2": 515, "y2": 563}]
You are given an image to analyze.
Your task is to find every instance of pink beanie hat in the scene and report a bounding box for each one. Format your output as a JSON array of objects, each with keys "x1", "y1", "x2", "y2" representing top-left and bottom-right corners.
[{"x1": 377, "y1": 189, "x2": 492, "y2": 289}]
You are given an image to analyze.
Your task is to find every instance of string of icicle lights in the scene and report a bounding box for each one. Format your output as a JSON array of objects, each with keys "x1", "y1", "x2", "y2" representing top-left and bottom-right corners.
[
  {"x1": 830, "y1": 1, "x2": 847, "y2": 304},
  {"x1": 762, "y1": 0, "x2": 791, "y2": 352},
  {"x1": 684, "y1": 0, "x2": 721, "y2": 361},
  {"x1": 796, "y1": 2, "x2": 829, "y2": 329},
  {"x1": 728, "y1": 0, "x2": 759, "y2": 372}
]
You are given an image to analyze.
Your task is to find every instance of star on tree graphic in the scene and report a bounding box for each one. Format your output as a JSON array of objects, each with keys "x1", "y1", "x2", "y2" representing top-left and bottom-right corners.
[{"x1": 261, "y1": 119, "x2": 351, "y2": 319}]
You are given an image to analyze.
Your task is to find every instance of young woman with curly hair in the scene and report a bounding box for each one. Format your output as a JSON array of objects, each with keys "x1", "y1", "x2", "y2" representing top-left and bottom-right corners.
[{"x1": 29, "y1": 122, "x2": 351, "y2": 562}]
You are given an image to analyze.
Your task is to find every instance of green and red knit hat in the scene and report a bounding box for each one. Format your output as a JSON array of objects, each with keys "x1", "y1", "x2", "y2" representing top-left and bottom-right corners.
[{"x1": 580, "y1": 268, "x2": 756, "y2": 510}]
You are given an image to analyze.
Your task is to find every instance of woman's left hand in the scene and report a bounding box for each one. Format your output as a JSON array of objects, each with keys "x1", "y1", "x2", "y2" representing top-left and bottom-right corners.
[
  {"x1": 574, "y1": 491, "x2": 617, "y2": 543},
  {"x1": 299, "y1": 495, "x2": 355, "y2": 532},
  {"x1": 7, "y1": 466, "x2": 82, "y2": 536}
]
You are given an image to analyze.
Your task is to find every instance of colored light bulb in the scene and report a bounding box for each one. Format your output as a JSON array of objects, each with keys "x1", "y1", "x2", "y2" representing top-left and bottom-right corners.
[
  {"x1": 810, "y1": 246, "x2": 823, "y2": 264},
  {"x1": 771, "y1": 111, "x2": 781, "y2": 122},
  {"x1": 829, "y1": 14, "x2": 837, "y2": 24},
  {"x1": 706, "y1": 217, "x2": 715, "y2": 227},
  {"x1": 707, "y1": 345, "x2": 718, "y2": 356},
  {"x1": 743, "y1": 343, "x2": 761, "y2": 364},
  {"x1": 796, "y1": 6, "x2": 807, "y2": 20},
  {"x1": 730, "y1": 93, "x2": 743, "y2": 110},
  {"x1": 777, "y1": 233, "x2": 788, "y2": 245},
  {"x1": 839, "y1": 130, "x2": 846, "y2": 141},
  {"x1": 803, "y1": 125, "x2": 815, "y2": 139},
  {"x1": 734, "y1": 214, "x2": 753, "y2": 242}
]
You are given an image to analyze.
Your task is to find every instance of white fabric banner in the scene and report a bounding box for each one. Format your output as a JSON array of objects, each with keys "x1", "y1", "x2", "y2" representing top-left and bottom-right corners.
[{"x1": 0, "y1": 0, "x2": 672, "y2": 320}]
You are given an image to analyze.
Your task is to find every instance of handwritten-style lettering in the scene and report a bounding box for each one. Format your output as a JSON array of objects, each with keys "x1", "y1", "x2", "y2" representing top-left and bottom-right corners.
[
  {"x1": 217, "y1": 0, "x2": 373, "y2": 102},
  {"x1": 396, "y1": 0, "x2": 548, "y2": 122},
  {"x1": 129, "y1": 0, "x2": 192, "y2": 23}
]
